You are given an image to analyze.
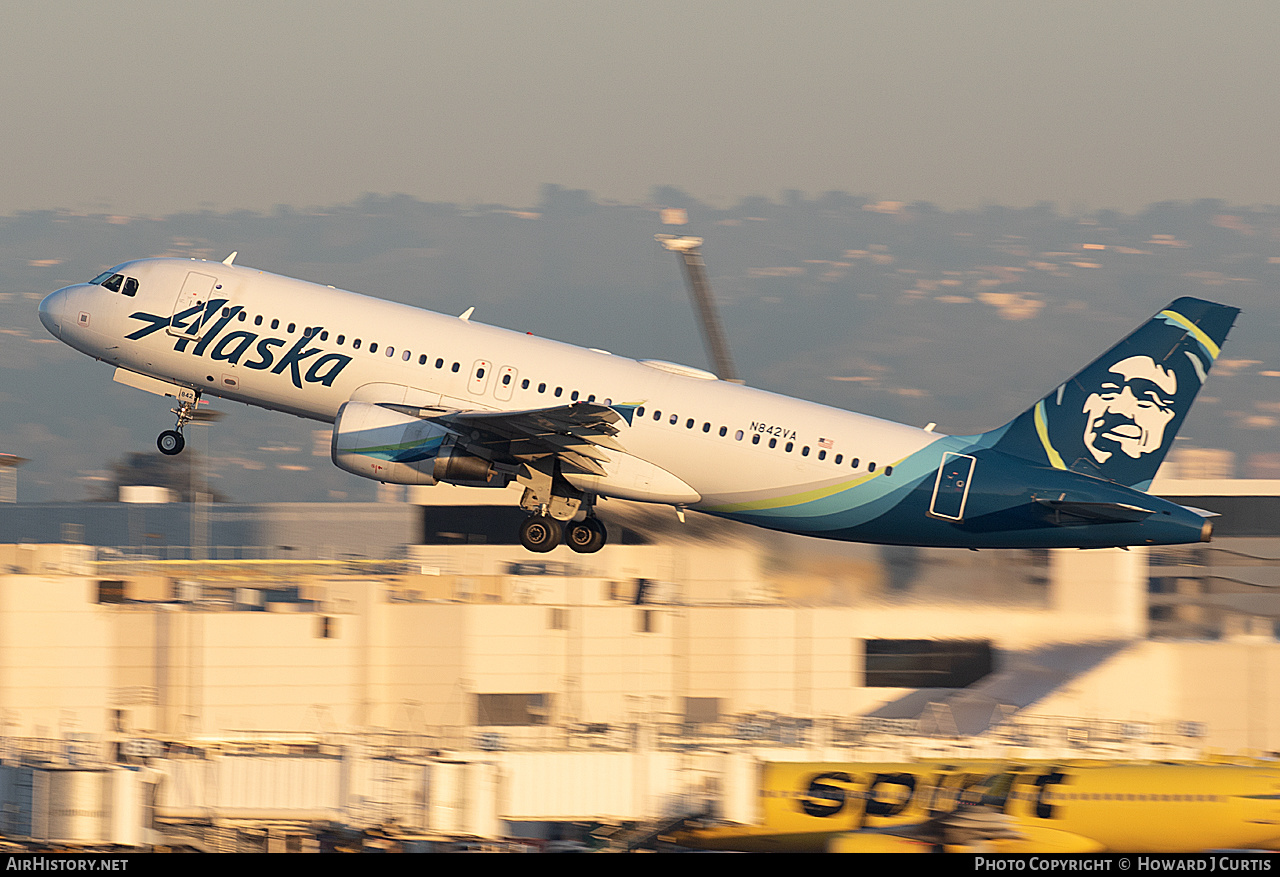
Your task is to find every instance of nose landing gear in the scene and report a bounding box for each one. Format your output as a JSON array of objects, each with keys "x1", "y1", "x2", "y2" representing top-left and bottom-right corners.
[
  {"x1": 157, "y1": 430, "x2": 185, "y2": 455},
  {"x1": 156, "y1": 393, "x2": 201, "y2": 456}
]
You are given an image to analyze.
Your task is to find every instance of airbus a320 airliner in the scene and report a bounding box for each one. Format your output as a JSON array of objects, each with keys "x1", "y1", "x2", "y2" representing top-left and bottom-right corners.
[{"x1": 38, "y1": 255, "x2": 1237, "y2": 554}]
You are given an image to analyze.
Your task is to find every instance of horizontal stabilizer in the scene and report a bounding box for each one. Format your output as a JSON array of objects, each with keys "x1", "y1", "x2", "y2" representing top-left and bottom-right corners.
[{"x1": 1034, "y1": 499, "x2": 1157, "y2": 524}]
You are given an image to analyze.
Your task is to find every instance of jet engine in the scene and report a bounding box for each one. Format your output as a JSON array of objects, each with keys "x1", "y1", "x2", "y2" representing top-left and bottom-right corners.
[{"x1": 331, "y1": 401, "x2": 509, "y2": 487}]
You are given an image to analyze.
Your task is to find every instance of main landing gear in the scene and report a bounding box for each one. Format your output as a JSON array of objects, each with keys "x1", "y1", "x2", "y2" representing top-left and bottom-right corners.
[
  {"x1": 156, "y1": 393, "x2": 200, "y2": 456},
  {"x1": 519, "y1": 514, "x2": 608, "y2": 554},
  {"x1": 516, "y1": 460, "x2": 607, "y2": 554},
  {"x1": 565, "y1": 516, "x2": 607, "y2": 554}
]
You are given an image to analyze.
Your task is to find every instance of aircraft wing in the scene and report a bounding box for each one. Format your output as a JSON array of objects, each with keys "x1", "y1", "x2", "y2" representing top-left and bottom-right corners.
[{"x1": 406, "y1": 401, "x2": 631, "y2": 477}]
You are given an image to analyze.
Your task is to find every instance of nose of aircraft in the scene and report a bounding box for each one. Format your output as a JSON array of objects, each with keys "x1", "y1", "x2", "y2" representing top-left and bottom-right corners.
[{"x1": 38, "y1": 287, "x2": 69, "y2": 340}]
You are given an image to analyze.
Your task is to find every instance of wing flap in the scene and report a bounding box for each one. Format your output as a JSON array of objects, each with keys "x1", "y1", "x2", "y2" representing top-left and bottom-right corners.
[{"x1": 388, "y1": 400, "x2": 629, "y2": 478}]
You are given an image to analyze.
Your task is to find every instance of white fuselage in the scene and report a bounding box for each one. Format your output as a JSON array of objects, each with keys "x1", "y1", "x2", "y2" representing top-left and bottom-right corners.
[{"x1": 47, "y1": 258, "x2": 938, "y2": 512}]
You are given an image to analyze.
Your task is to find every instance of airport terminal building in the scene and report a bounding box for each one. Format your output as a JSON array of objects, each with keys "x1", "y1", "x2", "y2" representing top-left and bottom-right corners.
[{"x1": 0, "y1": 479, "x2": 1274, "y2": 848}]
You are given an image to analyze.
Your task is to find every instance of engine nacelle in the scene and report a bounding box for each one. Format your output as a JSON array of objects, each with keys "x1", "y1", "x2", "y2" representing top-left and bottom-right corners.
[{"x1": 331, "y1": 401, "x2": 509, "y2": 487}]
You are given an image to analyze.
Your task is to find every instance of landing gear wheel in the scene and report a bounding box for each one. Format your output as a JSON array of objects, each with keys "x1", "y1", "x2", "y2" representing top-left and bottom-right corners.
[
  {"x1": 565, "y1": 517, "x2": 607, "y2": 554},
  {"x1": 519, "y1": 515, "x2": 562, "y2": 553},
  {"x1": 157, "y1": 430, "x2": 185, "y2": 456}
]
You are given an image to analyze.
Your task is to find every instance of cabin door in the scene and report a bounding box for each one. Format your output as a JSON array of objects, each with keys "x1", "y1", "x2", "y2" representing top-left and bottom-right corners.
[{"x1": 167, "y1": 271, "x2": 218, "y2": 339}]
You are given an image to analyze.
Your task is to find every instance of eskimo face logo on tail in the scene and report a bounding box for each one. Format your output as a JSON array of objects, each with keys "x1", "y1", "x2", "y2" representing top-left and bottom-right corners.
[
  {"x1": 996, "y1": 297, "x2": 1238, "y2": 490},
  {"x1": 1082, "y1": 355, "x2": 1178, "y2": 464},
  {"x1": 126, "y1": 301, "x2": 352, "y2": 389}
]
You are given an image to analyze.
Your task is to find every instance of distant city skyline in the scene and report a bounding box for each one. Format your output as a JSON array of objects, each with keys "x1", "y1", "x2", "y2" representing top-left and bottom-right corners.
[
  {"x1": 4, "y1": 192, "x2": 1279, "y2": 503},
  {"x1": 7, "y1": 1, "x2": 1280, "y2": 217}
]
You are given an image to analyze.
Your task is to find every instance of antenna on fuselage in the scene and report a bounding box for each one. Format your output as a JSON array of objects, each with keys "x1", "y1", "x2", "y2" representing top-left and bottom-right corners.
[
  {"x1": 222, "y1": 252, "x2": 238, "y2": 266},
  {"x1": 655, "y1": 234, "x2": 743, "y2": 384}
]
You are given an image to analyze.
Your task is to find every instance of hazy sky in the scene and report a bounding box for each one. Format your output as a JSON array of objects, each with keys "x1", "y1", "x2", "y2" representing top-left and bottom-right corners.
[{"x1": 7, "y1": 1, "x2": 1280, "y2": 216}]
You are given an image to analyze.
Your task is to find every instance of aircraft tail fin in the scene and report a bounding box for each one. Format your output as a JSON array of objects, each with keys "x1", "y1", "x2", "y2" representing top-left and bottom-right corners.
[{"x1": 985, "y1": 297, "x2": 1239, "y2": 490}]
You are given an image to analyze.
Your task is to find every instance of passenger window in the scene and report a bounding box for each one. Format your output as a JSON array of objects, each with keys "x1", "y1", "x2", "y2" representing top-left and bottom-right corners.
[
  {"x1": 435, "y1": 358, "x2": 444, "y2": 368},
  {"x1": 321, "y1": 330, "x2": 329, "y2": 340},
  {"x1": 669, "y1": 414, "x2": 678, "y2": 425},
  {"x1": 237, "y1": 311, "x2": 246, "y2": 321},
  {"x1": 353, "y1": 339, "x2": 361, "y2": 349},
  {"x1": 477, "y1": 366, "x2": 486, "y2": 378},
  {"x1": 521, "y1": 379, "x2": 530, "y2": 389},
  {"x1": 735, "y1": 430, "x2": 743, "y2": 440},
  {"x1": 370, "y1": 343, "x2": 378, "y2": 353},
  {"x1": 554, "y1": 387, "x2": 563, "y2": 397},
  {"x1": 785, "y1": 442, "x2": 794, "y2": 453},
  {"x1": 702, "y1": 423, "x2": 711, "y2": 433},
  {"x1": 420, "y1": 354, "x2": 428, "y2": 365},
  {"x1": 271, "y1": 319, "x2": 280, "y2": 330},
  {"x1": 769, "y1": 438, "x2": 777, "y2": 449},
  {"x1": 538, "y1": 383, "x2": 547, "y2": 393},
  {"x1": 835, "y1": 454, "x2": 843, "y2": 464},
  {"x1": 336, "y1": 334, "x2": 344, "y2": 344},
  {"x1": 502, "y1": 374, "x2": 512, "y2": 385},
  {"x1": 686, "y1": 419, "x2": 694, "y2": 429},
  {"x1": 451, "y1": 362, "x2": 460, "y2": 372},
  {"x1": 817, "y1": 450, "x2": 826, "y2": 460},
  {"x1": 868, "y1": 462, "x2": 877, "y2": 472},
  {"x1": 571, "y1": 390, "x2": 579, "y2": 401},
  {"x1": 885, "y1": 466, "x2": 893, "y2": 476},
  {"x1": 256, "y1": 316, "x2": 264, "y2": 327},
  {"x1": 122, "y1": 277, "x2": 138, "y2": 297},
  {"x1": 288, "y1": 323, "x2": 296, "y2": 334},
  {"x1": 752, "y1": 434, "x2": 760, "y2": 445}
]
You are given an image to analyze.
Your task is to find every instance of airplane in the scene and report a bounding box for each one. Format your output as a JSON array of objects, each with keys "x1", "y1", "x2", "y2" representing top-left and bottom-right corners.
[
  {"x1": 37, "y1": 255, "x2": 1237, "y2": 554},
  {"x1": 675, "y1": 760, "x2": 1280, "y2": 853}
]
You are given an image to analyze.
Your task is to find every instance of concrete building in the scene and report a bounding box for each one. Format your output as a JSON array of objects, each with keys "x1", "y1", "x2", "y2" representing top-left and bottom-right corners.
[{"x1": 0, "y1": 481, "x2": 1273, "y2": 846}]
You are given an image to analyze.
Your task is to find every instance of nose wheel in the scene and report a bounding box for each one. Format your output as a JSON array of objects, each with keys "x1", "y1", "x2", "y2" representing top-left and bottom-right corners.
[{"x1": 157, "y1": 430, "x2": 186, "y2": 456}]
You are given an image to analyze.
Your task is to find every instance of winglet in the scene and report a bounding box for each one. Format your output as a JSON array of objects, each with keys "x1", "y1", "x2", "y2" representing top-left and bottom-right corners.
[{"x1": 222, "y1": 251, "x2": 238, "y2": 266}]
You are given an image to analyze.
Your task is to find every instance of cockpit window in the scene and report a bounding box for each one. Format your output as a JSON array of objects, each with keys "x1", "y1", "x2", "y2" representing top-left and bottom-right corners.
[{"x1": 91, "y1": 272, "x2": 140, "y2": 296}]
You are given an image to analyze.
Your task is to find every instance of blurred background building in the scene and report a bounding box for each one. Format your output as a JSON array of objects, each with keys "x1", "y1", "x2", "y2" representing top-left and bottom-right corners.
[{"x1": 0, "y1": 468, "x2": 1275, "y2": 849}]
